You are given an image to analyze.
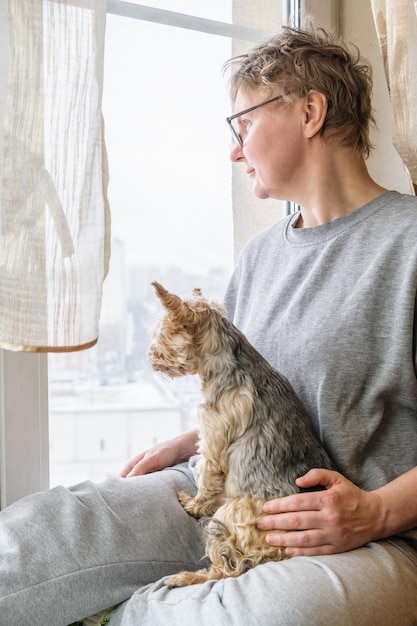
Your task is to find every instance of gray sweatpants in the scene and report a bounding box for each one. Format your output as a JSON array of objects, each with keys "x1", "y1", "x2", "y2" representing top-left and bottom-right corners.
[{"x1": 1, "y1": 461, "x2": 417, "y2": 626}]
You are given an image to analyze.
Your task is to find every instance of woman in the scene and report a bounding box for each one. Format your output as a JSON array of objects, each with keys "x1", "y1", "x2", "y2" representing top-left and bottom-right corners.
[{"x1": 1, "y1": 25, "x2": 417, "y2": 626}]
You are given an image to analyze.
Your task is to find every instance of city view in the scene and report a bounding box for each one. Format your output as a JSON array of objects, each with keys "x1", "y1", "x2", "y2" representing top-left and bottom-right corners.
[
  {"x1": 48, "y1": 252, "x2": 231, "y2": 487},
  {"x1": 48, "y1": 9, "x2": 235, "y2": 487}
]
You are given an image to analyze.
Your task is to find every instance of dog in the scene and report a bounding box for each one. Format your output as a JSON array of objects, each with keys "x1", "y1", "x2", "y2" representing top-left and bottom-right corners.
[{"x1": 148, "y1": 281, "x2": 334, "y2": 587}]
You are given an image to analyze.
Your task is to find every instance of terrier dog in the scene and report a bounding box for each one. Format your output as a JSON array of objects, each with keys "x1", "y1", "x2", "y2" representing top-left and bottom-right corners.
[{"x1": 148, "y1": 281, "x2": 333, "y2": 588}]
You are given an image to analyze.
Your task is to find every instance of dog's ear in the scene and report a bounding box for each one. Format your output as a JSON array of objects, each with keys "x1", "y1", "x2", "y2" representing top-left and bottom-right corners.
[
  {"x1": 151, "y1": 281, "x2": 184, "y2": 314},
  {"x1": 151, "y1": 281, "x2": 203, "y2": 327}
]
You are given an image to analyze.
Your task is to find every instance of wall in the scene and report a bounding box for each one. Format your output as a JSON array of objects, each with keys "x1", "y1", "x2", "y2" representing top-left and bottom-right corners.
[
  {"x1": 340, "y1": 0, "x2": 411, "y2": 194},
  {"x1": 231, "y1": 1, "x2": 288, "y2": 261}
]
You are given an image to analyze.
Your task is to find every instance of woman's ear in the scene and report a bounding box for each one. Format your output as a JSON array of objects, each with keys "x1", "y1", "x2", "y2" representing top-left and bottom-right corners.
[{"x1": 303, "y1": 90, "x2": 328, "y2": 139}]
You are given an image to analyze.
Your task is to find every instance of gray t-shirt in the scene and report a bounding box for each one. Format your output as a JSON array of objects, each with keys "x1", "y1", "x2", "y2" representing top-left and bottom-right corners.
[{"x1": 225, "y1": 190, "x2": 417, "y2": 547}]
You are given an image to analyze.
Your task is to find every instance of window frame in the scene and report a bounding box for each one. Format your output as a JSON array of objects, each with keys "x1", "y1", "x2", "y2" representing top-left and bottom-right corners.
[{"x1": 0, "y1": 352, "x2": 49, "y2": 508}]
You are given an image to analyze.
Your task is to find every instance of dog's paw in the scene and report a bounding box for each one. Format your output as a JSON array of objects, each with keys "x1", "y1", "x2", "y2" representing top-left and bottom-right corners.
[
  {"x1": 165, "y1": 566, "x2": 226, "y2": 588},
  {"x1": 177, "y1": 490, "x2": 201, "y2": 518},
  {"x1": 164, "y1": 571, "x2": 195, "y2": 588}
]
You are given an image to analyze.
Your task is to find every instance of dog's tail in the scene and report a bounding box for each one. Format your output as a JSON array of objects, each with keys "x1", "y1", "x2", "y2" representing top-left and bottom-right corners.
[{"x1": 202, "y1": 497, "x2": 287, "y2": 577}]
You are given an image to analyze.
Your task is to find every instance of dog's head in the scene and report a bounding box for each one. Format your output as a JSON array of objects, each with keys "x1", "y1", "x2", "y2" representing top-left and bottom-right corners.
[{"x1": 147, "y1": 281, "x2": 226, "y2": 378}]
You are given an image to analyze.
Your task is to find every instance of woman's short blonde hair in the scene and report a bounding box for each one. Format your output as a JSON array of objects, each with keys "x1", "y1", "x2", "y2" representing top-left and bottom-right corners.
[{"x1": 226, "y1": 25, "x2": 375, "y2": 157}]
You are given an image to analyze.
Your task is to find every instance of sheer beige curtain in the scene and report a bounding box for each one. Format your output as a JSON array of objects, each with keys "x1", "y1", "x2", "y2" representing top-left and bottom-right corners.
[
  {"x1": 0, "y1": 0, "x2": 110, "y2": 352},
  {"x1": 370, "y1": 0, "x2": 417, "y2": 193}
]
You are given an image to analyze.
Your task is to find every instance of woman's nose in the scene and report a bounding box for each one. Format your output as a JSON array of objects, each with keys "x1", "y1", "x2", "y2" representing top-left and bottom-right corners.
[{"x1": 229, "y1": 144, "x2": 244, "y2": 162}]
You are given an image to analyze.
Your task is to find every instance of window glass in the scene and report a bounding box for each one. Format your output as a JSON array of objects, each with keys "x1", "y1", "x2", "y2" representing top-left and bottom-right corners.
[{"x1": 48, "y1": 12, "x2": 235, "y2": 486}]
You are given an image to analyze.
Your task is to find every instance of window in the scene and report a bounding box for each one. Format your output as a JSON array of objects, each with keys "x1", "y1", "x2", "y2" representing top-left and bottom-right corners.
[{"x1": 47, "y1": 2, "x2": 284, "y2": 487}]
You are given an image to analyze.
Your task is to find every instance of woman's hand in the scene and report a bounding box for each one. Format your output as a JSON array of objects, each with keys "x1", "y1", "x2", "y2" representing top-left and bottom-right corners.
[
  {"x1": 120, "y1": 429, "x2": 199, "y2": 478},
  {"x1": 257, "y1": 468, "x2": 384, "y2": 556}
]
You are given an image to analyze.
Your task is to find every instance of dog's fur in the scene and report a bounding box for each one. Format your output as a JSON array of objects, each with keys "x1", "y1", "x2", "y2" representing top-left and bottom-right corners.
[{"x1": 148, "y1": 281, "x2": 334, "y2": 587}]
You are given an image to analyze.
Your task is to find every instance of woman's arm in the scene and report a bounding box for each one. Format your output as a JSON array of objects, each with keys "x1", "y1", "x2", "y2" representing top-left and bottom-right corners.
[
  {"x1": 120, "y1": 428, "x2": 199, "y2": 478},
  {"x1": 257, "y1": 466, "x2": 417, "y2": 556}
]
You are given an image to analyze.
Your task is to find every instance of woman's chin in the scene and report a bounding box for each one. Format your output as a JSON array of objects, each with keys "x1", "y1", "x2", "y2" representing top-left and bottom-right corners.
[{"x1": 253, "y1": 184, "x2": 270, "y2": 200}]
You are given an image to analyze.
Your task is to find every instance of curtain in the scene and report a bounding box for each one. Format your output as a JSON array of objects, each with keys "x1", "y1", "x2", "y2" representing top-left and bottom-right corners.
[
  {"x1": 370, "y1": 0, "x2": 417, "y2": 193},
  {"x1": 0, "y1": 0, "x2": 110, "y2": 352}
]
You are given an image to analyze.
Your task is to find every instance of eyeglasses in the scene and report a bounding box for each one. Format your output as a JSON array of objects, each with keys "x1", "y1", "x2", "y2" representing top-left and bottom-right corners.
[{"x1": 226, "y1": 95, "x2": 284, "y2": 147}]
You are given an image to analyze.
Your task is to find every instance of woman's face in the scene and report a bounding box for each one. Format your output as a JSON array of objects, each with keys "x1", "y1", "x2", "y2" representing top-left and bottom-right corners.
[{"x1": 229, "y1": 88, "x2": 305, "y2": 201}]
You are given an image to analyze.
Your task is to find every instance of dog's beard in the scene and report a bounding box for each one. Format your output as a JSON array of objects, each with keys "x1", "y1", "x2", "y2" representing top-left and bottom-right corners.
[{"x1": 148, "y1": 336, "x2": 198, "y2": 378}]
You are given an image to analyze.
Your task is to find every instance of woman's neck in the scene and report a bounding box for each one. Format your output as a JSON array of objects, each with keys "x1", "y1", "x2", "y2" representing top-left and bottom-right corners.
[{"x1": 293, "y1": 147, "x2": 388, "y2": 228}]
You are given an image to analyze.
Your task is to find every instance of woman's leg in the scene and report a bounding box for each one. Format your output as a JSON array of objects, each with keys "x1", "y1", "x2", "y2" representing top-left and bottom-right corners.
[
  {"x1": 111, "y1": 539, "x2": 417, "y2": 626},
  {"x1": 0, "y1": 463, "x2": 207, "y2": 626}
]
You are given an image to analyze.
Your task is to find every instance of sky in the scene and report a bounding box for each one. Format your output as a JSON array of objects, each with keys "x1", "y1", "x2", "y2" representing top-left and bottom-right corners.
[{"x1": 102, "y1": 3, "x2": 235, "y2": 274}]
